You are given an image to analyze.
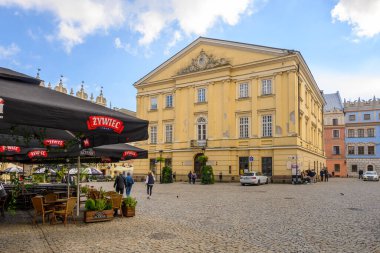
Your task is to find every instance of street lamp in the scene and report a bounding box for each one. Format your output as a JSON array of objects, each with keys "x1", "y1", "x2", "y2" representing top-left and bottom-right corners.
[{"x1": 159, "y1": 150, "x2": 163, "y2": 183}]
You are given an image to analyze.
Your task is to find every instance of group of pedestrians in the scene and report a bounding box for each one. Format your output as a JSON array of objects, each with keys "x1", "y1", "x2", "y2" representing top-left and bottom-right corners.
[
  {"x1": 113, "y1": 171, "x2": 135, "y2": 196},
  {"x1": 319, "y1": 168, "x2": 329, "y2": 182},
  {"x1": 113, "y1": 171, "x2": 155, "y2": 199},
  {"x1": 187, "y1": 171, "x2": 197, "y2": 184}
]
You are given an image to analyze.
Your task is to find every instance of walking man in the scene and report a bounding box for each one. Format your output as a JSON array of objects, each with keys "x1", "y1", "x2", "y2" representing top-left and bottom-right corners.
[
  {"x1": 188, "y1": 171, "x2": 192, "y2": 184},
  {"x1": 358, "y1": 169, "x2": 364, "y2": 179},
  {"x1": 320, "y1": 169, "x2": 324, "y2": 182},
  {"x1": 114, "y1": 172, "x2": 126, "y2": 195},
  {"x1": 125, "y1": 172, "x2": 134, "y2": 197}
]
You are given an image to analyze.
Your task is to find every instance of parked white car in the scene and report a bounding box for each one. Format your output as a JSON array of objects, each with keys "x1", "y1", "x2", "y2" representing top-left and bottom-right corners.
[
  {"x1": 363, "y1": 171, "x2": 379, "y2": 181},
  {"x1": 240, "y1": 172, "x2": 269, "y2": 186}
]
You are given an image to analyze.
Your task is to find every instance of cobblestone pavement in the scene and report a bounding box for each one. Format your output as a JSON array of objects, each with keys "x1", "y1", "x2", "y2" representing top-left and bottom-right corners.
[{"x1": 1, "y1": 178, "x2": 380, "y2": 253}]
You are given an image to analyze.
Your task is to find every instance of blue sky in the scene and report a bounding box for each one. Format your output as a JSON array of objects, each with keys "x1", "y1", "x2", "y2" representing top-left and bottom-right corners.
[{"x1": 0, "y1": 0, "x2": 379, "y2": 111}]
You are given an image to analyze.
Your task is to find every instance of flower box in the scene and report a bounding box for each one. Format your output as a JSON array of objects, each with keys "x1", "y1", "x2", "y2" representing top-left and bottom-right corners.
[
  {"x1": 83, "y1": 210, "x2": 114, "y2": 223},
  {"x1": 122, "y1": 206, "x2": 135, "y2": 217}
]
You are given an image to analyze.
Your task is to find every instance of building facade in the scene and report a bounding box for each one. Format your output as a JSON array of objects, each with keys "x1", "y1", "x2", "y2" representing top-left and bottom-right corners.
[
  {"x1": 344, "y1": 97, "x2": 380, "y2": 176},
  {"x1": 133, "y1": 38, "x2": 325, "y2": 183},
  {"x1": 323, "y1": 92, "x2": 346, "y2": 177}
]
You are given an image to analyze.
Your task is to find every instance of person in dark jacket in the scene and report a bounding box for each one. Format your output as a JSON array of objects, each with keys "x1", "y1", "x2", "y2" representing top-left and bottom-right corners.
[
  {"x1": 145, "y1": 171, "x2": 155, "y2": 199},
  {"x1": 320, "y1": 169, "x2": 324, "y2": 182},
  {"x1": 114, "y1": 172, "x2": 126, "y2": 195},
  {"x1": 188, "y1": 171, "x2": 192, "y2": 184}
]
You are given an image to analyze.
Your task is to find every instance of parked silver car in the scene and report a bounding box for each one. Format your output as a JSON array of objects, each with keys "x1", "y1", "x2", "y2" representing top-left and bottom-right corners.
[
  {"x1": 240, "y1": 172, "x2": 269, "y2": 186},
  {"x1": 363, "y1": 171, "x2": 379, "y2": 181}
]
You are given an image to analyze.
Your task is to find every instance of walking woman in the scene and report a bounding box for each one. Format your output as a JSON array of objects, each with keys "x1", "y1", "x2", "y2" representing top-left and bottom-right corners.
[{"x1": 145, "y1": 171, "x2": 155, "y2": 199}]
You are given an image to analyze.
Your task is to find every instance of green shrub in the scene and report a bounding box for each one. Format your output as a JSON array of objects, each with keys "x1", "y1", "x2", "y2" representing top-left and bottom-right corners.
[
  {"x1": 201, "y1": 165, "x2": 215, "y2": 184},
  {"x1": 94, "y1": 198, "x2": 107, "y2": 211},
  {"x1": 162, "y1": 166, "x2": 173, "y2": 183},
  {"x1": 122, "y1": 196, "x2": 138, "y2": 208},
  {"x1": 85, "y1": 199, "x2": 96, "y2": 211}
]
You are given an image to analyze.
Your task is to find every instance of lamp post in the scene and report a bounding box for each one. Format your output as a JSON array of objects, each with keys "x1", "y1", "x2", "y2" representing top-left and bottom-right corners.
[{"x1": 159, "y1": 150, "x2": 163, "y2": 183}]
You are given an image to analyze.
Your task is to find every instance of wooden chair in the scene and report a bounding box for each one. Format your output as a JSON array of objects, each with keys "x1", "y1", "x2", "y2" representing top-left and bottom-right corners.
[
  {"x1": 31, "y1": 196, "x2": 53, "y2": 225},
  {"x1": 111, "y1": 194, "x2": 123, "y2": 217},
  {"x1": 52, "y1": 197, "x2": 77, "y2": 226},
  {"x1": 44, "y1": 193, "x2": 58, "y2": 203},
  {"x1": 105, "y1": 191, "x2": 117, "y2": 197}
]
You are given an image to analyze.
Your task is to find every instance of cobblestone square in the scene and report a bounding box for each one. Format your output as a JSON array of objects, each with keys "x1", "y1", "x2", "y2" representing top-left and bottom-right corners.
[{"x1": 1, "y1": 178, "x2": 380, "y2": 253}]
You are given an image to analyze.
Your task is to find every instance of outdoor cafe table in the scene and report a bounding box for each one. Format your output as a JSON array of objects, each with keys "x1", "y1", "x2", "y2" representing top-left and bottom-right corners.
[
  {"x1": 53, "y1": 191, "x2": 68, "y2": 199},
  {"x1": 48, "y1": 199, "x2": 68, "y2": 224}
]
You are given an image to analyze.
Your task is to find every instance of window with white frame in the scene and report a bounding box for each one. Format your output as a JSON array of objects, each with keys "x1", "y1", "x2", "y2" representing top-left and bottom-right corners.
[
  {"x1": 150, "y1": 126, "x2": 157, "y2": 144},
  {"x1": 364, "y1": 114, "x2": 371, "y2": 120},
  {"x1": 150, "y1": 97, "x2": 157, "y2": 110},
  {"x1": 349, "y1": 115, "x2": 355, "y2": 121},
  {"x1": 348, "y1": 146, "x2": 355, "y2": 155},
  {"x1": 239, "y1": 83, "x2": 249, "y2": 98},
  {"x1": 358, "y1": 129, "x2": 364, "y2": 137},
  {"x1": 166, "y1": 94, "x2": 173, "y2": 108},
  {"x1": 262, "y1": 79, "x2": 272, "y2": 95},
  {"x1": 333, "y1": 146, "x2": 340, "y2": 155},
  {"x1": 367, "y1": 128, "x2": 375, "y2": 137},
  {"x1": 239, "y1": 117, "x2": 249, "y2": 138},
  {"x1": 348, "y1": 129, "x2": 355, "y2": 138},
  {"x1": 262, "y1": 115, "x2": 272, "y2": 137},
  {"x1": 197, "y1": 117, "x2": 207, "y2": 140},
  {"x1": 165, "y1": 124, "x2": 173, "y2": 143},
  {"x1": 368, "y1": 146, "x2": 375, "y2": 155},
  {"x1": 333, "y1": 130, "x2": 340, "y2": 138},
  {"x1": 197, "y1": 88, "x2": 206, "y2": 103},
  {"x1": 358, "y1": 146, "x2": 364, "y2": 155}
]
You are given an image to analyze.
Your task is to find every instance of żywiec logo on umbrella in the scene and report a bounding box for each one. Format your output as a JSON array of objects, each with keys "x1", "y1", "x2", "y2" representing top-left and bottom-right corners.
[
  {"x1": 43, "y1": 139, "x2": 65, "y2": 148},
  {"x1": 80, "y1": 149, "x2": 95, "y2": 156},
  {"x1": 0, "y1": 146, "x2": 21, "y2": 153},
  {"x1": 87, "y1": 116, "x2": 124, "y2": 134},
  {"x1": 0, "y1": 98, "x2": 4, "y2": 119},
  {"x1": 122, "y1": 151, "x2": 138, "y2": 158},
  {"x1": 28, "y1": 150, "x2": 48, "y2": 158}
]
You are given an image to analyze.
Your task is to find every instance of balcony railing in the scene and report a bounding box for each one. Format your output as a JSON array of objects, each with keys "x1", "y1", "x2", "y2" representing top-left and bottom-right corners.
[{"x1": 190, "y1": 139, "x2": 207, "y2": 147}]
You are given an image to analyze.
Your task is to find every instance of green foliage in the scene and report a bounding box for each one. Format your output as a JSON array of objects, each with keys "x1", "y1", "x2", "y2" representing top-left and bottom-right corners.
[
  {"x1": 80, "y1": 185, "x2": 90, "y2": 194},
  {"x1": 122, "y1": 196, "x2": 138, "y2": 208},
  {"x1": 156, "y1": 157, "x2": 165, "y2": 163},
  {"x1": 32, "y1": 174, "x2": 44, "y2": 183},
  {"x1": 162, "y1": 166, "x2": 173, "y2": 183},
  {"x1": 85, "y1": 198, "x2": 96, "y2": 211},
  {"x1": 201, "y1": 165, "x2": 215, "y2": 184},
  {"x1": 7, "y1": 175, "x2": 22, "y2": 215},
  {"x1": 197, "y1": 155, "x2": 208, "y2": 166},
  {"x1": 94, "y1": 198, "x2": 107, "y2": 211}
]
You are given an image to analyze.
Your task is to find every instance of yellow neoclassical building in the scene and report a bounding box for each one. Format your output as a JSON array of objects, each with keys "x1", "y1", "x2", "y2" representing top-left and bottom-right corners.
[{"x1": 133, "y1": 37, "x2": 325, "y2": 183}]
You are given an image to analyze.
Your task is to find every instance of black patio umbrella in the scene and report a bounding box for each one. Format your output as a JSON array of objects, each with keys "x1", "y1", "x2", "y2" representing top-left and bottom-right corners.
[
  {"x1": 0, "y1": 67, "x2": 149, "y2": 214},
  {"x1": 0, "y1": 67, "x2": 148, "y2": 145}
]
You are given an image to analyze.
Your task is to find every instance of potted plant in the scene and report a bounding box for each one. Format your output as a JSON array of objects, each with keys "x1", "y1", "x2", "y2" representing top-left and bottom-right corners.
[
  {"x1": 122, "y1": 196, "x2": 137, "y2": 217},
  {"x1": 83, "y1": 196, "x2": 113, "y2": 223}
]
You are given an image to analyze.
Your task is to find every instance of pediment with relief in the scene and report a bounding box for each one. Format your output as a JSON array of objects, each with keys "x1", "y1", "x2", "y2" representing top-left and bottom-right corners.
[{"x1": 177, "y1": 50, "x2": 230, "y2": 75}]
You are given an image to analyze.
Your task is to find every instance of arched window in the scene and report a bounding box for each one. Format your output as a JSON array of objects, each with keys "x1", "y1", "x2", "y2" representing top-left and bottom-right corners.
[
  {"x1": 197, "y1": 117, "x2": 207, "y2": 140},
  {"x1": 367, "y1": 165, "x2": 374, "y2": 171}
]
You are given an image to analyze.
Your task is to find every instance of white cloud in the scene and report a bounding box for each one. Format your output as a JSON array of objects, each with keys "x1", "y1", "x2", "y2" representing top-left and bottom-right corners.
[
  {"x1": 164, "y1": 31, "x2": 183, "y2": 55},
  {"x1": 0, "y1": 43, "x2": 20, "y2": 59},
  {"x1": 0, "y1": 0, "x2": 126, "y2": 53},
  {"x1": 114, "y1": 37, "x2": 137, "y2": 55},
  {"x1": 331, "y1": 0, "x2": 380, "y2": 39},
  {"x1": 0, "y1": 0, "x2": 255, "y2": 52},
  {"x1": 128, "y1": 0, "x2": 253, "y2": 46},
  {"x1": 315, "y1": 69, "x2": 380, "y2": 101}
]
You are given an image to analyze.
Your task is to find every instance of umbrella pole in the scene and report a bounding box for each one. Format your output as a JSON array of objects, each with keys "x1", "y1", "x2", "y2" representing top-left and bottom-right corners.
[
  {"x1": 67, "y1": 166, "x2": 70, "y2": 200},
  {"x1": 77, "y1": 156, "x2": 80, "y2": 217}
]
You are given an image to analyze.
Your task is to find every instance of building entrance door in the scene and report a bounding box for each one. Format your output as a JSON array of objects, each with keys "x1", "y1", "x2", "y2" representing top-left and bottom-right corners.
[
  {"x1": 194, "y1": 153, "x2": 203, "y2": 178},
  {"x1": 262, "y1": 157, "x2": 273, "y2": 176}
]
